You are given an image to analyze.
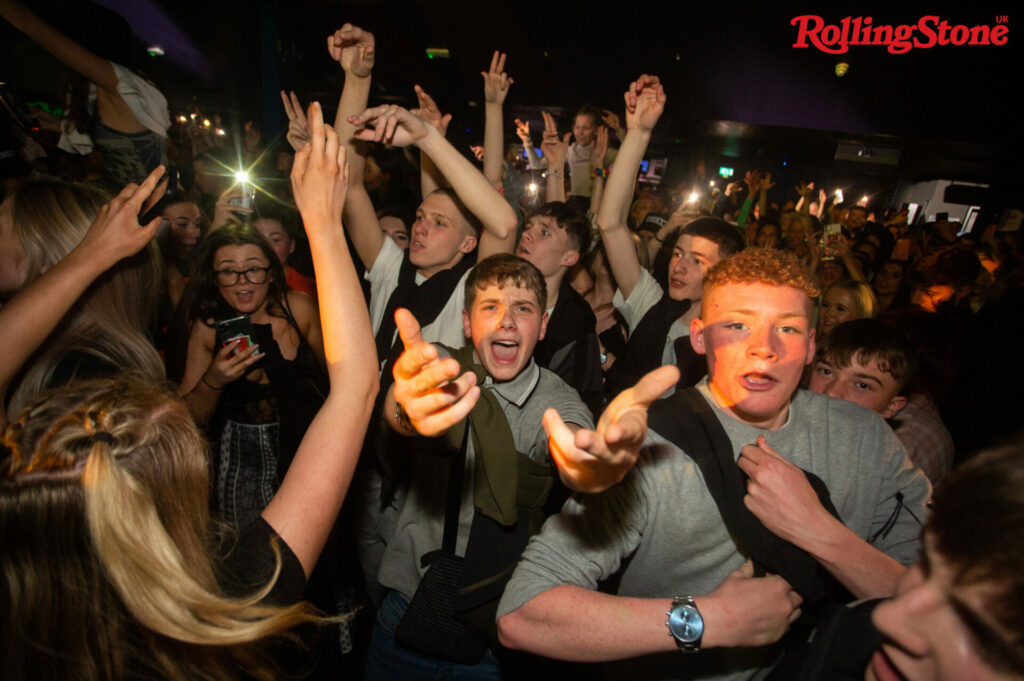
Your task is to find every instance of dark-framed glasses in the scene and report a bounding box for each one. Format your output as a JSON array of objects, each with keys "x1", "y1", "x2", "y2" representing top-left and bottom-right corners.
[{"x1": 215, "y1": 266, "x2": 270, "y2": 286}]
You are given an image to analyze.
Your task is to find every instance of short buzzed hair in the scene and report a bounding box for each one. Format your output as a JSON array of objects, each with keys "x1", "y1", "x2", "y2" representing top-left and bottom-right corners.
[
  {"x1": 815, "y1": 319, "x2": 916, "y2": 391},
  {"x1": 703, "y1": 248, "x2": 820, "y2": 300},
  {"x1": 465, "y1": 254, "x2": 547, "y2": 312},
  {"x1": 682, "y1": 217, "x2": 746, "y2": 258}
]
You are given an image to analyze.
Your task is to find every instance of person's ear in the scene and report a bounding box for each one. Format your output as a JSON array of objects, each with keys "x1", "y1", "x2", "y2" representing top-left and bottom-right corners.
[
  {"x1": 690, "y1": 317, "x2": 707, "y2": 355},
  {"x1": 805, "y1": 328, "x2": 817, "y2": 366},
  {"x1": 561, "y1": 248, "x2": 580, "y2": 268},
  {"x1": 881, "y1": 394, "x2": 908, "y2": 419},
  {"x1": 462, "y1": 308, "x2": 472, "y2": 339},
  {"x1": 538, "y1": 310, "x2": 549, "y2": 341},
  {"x1": 459, "y1": 234, "x2": 478, "y2": 254}
]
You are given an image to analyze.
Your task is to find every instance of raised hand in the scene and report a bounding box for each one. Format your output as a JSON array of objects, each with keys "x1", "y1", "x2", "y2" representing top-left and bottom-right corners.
[
  {"x1": 544, "y1": 364, "x2": 679, "y2": 493},
  {"x1": 744, "y1": 170, "x2": 763, "y2": 196},
  {"x1": 540, "y1": 111, "x2": 570, "y2": 167},
  {"x1": 623, "y1": 74, "x2": 666, "y2": 132},
  {"x1": 391, "y1": 308, "x2": 480, "y2": 436},
  {"x1": 280, "y1": 90, "x2": 312, "y2": 152},
  {"x1": 760, "y1": 171, "x2": 776, "y2": 194},
  {"x1": 794, "y1": 180, "x2": 814, "y2": 197},
  {"x1": 411, "y1": 85, "x2": 452, "y2": 137},
  {"x1": 327, "y1": 23, "x2": 375, "y2": 77},
  {"x1": 470, "y1": 145, "x2": 485, "y2": 162},
  {"x1": 601, "y1": 108, "x2": 622, "y2": 132},
  {"x1": 212, "y1": 186, "x2": 254, "y2": 229},
  {"x1": 76, "y1": 165, "x2": 165, "y2": 267},
  {"x1": 481, "y1": 50, "x2": 513, "y2": 104},
  {"x1": 291, "y1": 101, "x2": 349, "y2": 228},
  {"x1": 348, "y1": 105, "x2": 431, "y2": 147},
  {"x1": 514, "y1": 117, "x2": 531, "y2": 145}
]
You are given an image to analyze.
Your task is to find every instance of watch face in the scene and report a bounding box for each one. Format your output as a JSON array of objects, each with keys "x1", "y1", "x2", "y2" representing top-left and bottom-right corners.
[{"x1": 668, "y1": 604, "x2": 704, "y2": 643}]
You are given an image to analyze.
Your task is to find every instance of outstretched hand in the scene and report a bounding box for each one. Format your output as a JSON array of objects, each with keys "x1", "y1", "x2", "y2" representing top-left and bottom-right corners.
[
  {"x1": 391, "y1": 308, "x2": 480, "y2": 437},
  {"x1": 481, "y1": 50, "x2": 513, "y2": 104},
  {"x1": 412, "y1": 85, "x2": 452, "y2": 136},
  {"x1": 348, "y1": 105, "x2": 431, "y2": 147},
  {"x1": 623, "y1": 74, "x2": 666, "y2": 132},
  {"x1": 601, "y1": 109, "x2": 622, "y2": 132},
  {"x1": 545, "y1": 364, "x2": 679, "y2": 493},
  {"x1": 76, "y1": 165, "x2": 165, "y2": 267},
  {"x1": 327, "y1": 23, "x2": 375, "y2": 77},
  {"x1": 281, "y1": 90, "x2": 312, "y2": 152},
  {"x1": 291, "y1": 101, "x2": 349, "y2": 229},
  {"x1": 591, "y1": 125, "x2": 609, "y2": 170}
]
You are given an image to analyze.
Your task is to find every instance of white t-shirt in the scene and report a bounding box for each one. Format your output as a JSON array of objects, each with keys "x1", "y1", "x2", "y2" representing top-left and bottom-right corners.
[{"x1": 612, "y1": 267, "x2": 689, "y2": 368}]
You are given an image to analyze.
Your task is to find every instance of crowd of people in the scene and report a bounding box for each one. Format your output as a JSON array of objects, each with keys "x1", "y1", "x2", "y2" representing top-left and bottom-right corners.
[{"x1": 2, "y1": 4, "x2": 1023, "y2": 681}]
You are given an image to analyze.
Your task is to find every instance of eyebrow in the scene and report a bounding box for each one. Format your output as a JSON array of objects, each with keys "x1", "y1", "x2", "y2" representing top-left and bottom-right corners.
[
  {"x1": 215, "y1": 257, "x2": 266, "y2": 267},
  {"x1": 724, "y1": 309, "x2": 806, "y2": 320},
  {"x1": 851, "y1": 373, "x2": 883, "y2": 385},
  {"x1": 949, "y1": 597, "x2": 1024, "y2": 673}
]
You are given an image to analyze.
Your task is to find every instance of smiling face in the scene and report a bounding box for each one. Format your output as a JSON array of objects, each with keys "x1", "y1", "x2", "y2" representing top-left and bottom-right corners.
[
  {"x1": 868, "y1": 535, "x2": 1019, "y2": 681},
  {"x1": 691, "y1": 282, "x2": 815, "y2": 429},
  {"x1": 214, "y1": 244, "x2": 272, "y2": 315},
  {"x1": 516, "y1": 215, "x2": 578, "y2": 279},
  {"x1": 252, "y1": 217, "x2": 294, "y2": 265},
  {"x1": 819, "y1": 286, "x2": 861, "y2": 335},
  {"x1": 573, "y1": 113, "x2": 598, "y2": 147},
  {"x1": 808, "y1": 353, "x2": 906, "y2": 418},
  {"x1": 874, "y1": 262, "x2": 904, "y2": 297},
  {"x1": 163, "y1": 202, "x2": 204, "y2": 262},
  {"x1": 462, "y1": 282, "x2": 548, "y2": 382},
  {"x1": 667, "y1": 234, "x2": 721, "y2": 302},
  {"x1": 409, "y1": 192, "x2": 477, "y2": 278}
]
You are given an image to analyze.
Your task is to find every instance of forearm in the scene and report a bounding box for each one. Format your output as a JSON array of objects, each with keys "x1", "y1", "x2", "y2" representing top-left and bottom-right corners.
[
  {"x1": 524, "y1": 143, "x2": 544, "y2": 169},
  {"x1": 333, "y1": 72, "x2": 371, "y2": 183},
  {"x1": 180, "y1": 376, "x2": 223, "y2": 426},
  {"x1": 341, "y1": 182, "x2": 385, "y2": 271},
  {"x1": 482, "y1": 102, "x2": 504, "y2": 185},
  {"x1": 842, "y1": 253, "x2": 867, "y2": 282},
  {"x1": 420, "y1": 150, "x2": 446, "y2": 197},
  {"x1": 418, "y1": 128, "x2": 517, "y2": 246},
  {"x1": 383, "y1": 385, "x2": 420, "y2": 437},
  {"x1": 588, "y1": 176, "x2": 603, "y2": 216},
  {"x1": 498, "y1": 587, "x2": 675, "y2": 661},
  {"x1": 595, "y1": 130, "x2": 649, "y2": 297},
  {"x1": 0, "y1": 1, "x2": 117, "y2": 91},
  {"x1": 736, "y1": 196, "x2": 754, "y2": 232},
  {"x1": 545, "y1": 166, "x2": 566, "y2": 203},
  {"x1": 0, "y1": 247, "x2": 105, "y2": 424},
  {"x1": 802, "y1": 516, "x2": 905, "y2": 598},
  {"x1": 263, "y1": 209, "x2": 378, "y2": 577}
]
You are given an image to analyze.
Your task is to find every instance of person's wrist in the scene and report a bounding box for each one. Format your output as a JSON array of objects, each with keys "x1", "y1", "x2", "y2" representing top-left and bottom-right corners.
[{"x1": 201, "y1": 374, "x2": 224, "y2": 391}]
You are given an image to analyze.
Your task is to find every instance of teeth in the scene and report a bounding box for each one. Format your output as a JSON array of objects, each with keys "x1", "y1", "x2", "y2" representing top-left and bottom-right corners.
[{"x1": 494, "y1": 340, "x2": 518, "y2": 347}]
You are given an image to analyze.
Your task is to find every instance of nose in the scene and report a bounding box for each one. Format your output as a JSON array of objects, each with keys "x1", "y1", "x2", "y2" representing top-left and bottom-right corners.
[
  {"x1": 870, "y1": 564, "x2": 933, "y2": 657},
  {"x1": 499, "y1": 306, "x2": 516, "y2": 329},
  {"x1": 671, "y1": 257, "x2": 687, "y2": 276},
  {"x1": 747, "y1": 325, "x2": 779, "y2": 361},
  {"x1": 823, "y1": 380, "x2": 844, "y2": 399}
]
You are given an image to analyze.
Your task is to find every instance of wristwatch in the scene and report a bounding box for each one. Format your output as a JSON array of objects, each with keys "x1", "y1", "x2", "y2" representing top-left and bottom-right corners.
[{"x1": 666, "y1": 596, "x2": 704, "y2": 653}]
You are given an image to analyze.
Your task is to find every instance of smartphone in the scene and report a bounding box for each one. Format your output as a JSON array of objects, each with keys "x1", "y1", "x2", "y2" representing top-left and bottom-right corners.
[
  {"x1": 821, "y1": 223, "x2": 842, "y2": 259},
  {"x1": 138, "y1": 165, "x2": 179, "y2": 225},
  {"x1": 216, "y1": 315, "x2": 256, "y2": 357},
  {"x1": 228, "y1": 183, "x2": 256, "y2": 210}
]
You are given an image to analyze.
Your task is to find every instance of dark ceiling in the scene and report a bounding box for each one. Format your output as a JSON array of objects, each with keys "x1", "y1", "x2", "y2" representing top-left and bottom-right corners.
[{"x1": 3, "y1": 0, "x2": 1022, "y2": 206}]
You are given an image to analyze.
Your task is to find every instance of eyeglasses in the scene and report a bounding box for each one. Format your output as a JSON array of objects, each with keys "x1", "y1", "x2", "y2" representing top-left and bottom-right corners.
[{"x1": 215, "y1": 266, "x2": 270, "y2": 286}]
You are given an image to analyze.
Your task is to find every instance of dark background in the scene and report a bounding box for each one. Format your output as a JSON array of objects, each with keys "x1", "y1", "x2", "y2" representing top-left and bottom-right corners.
[{"x1": 3, "y1": 0, "x2": 1021, "y2": 212}]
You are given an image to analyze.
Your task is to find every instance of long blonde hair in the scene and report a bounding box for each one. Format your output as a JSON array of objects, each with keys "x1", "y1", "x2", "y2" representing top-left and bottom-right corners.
[
  {"x1": 0, "y1": 377, "x2": 319, "y2": 681},
  {"x1": 4, "y1": 180, "x2": 165, "y2": 419}
]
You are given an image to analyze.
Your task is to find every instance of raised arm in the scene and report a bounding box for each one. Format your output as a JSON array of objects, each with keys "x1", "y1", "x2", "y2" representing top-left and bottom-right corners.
[
  {"x1": 0, "y1": 1, "x2": 116, "y2": 91},
  {"x1": 350, "y1": 105, "x2": 517, "y2": 259},
  {"x1": 326, "y1": 23, "x2": 385, "y2": 271},
  {"x1": 540, "y1": 111, "x2": 569, "y2": 204},
  {"x1": 261, "y1": 103, "x2": 378, "y2": 578},
  {"x1": 0, "y1": 167, "x2": 164, "y2": 428},
  {"x1": 481, "y1": 51, "x2": 513, "y2": 186},
  {"x1": 595, "y1": 75, "x2": 666, "y2": 299},
  {"x1": 411, "y1": 85, "x2": 452, "y2": 197}
]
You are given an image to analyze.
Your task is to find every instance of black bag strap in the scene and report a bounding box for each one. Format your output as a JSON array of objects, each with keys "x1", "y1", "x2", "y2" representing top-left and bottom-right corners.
[{"x1": 441, "y1": 422, "x2": 470, "y2": 555}]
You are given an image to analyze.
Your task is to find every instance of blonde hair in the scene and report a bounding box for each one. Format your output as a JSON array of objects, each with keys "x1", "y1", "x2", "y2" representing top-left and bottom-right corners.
[
  {"x1": 4, "y1": 180, "x2": 165, "y2": 419},
  {"x1": 1, "y1": 377, "x2": 319, "y2": 681},
  {"x1": 822, "y1": 279, "x2": 878, "y2": 320}
]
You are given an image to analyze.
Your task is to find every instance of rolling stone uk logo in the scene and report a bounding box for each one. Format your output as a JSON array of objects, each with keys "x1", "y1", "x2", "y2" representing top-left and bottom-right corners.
[{"x1": 791, "y1": 15, "x2": 1010, "y2": 54}]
